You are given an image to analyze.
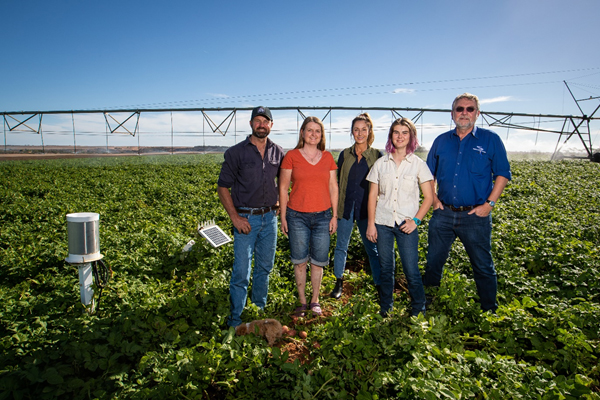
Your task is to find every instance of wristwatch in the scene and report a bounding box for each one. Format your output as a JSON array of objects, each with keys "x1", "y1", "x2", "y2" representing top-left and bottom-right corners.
[
  {"x1": 486, "y1": 199, "x2": 496, "y2": 207},
  {"x1": 413, "y1": 217, "x2": 421, "y2": 226}
]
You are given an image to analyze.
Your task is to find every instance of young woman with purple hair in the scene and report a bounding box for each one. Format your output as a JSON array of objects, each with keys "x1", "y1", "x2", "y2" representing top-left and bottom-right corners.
[{"x1": 365, "y1": 118, "x2": 433, "y2": 317}]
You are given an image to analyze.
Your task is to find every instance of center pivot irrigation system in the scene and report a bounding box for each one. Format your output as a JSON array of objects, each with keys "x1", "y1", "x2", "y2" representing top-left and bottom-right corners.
[{"x1": 3, "y1": 82, "x2": 599, "y2": 161}]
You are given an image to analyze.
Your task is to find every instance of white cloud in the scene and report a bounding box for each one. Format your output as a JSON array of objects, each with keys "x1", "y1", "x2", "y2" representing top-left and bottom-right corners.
[
  {"x1": 393, "y1": 88, "x2": 415, "y2": 94},
  {"x1": 480, "y1": 96, "x2": 512, "y2": 105}
]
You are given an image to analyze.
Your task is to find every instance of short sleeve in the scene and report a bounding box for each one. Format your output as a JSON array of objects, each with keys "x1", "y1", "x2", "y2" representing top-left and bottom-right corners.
[
  {"x1": 217, "y1": 148, "x2": 237, "y2": 188},
  {"x1": 417, "y1": 158, "x2": 434, "y2": 184},
  {"x1": 325, "y1": 151, "x2": 338, "y2": 171},
  {"x1": 281, "y1": 150, "x2": 294, "y2": 170},
  {"x1": 366, "y1": 158, "x2": 382, "y2": 184}
]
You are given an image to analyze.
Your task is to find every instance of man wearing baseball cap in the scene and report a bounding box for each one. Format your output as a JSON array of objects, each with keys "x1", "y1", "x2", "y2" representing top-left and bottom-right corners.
[{"x1": 217, "y1": 106, "x2": 284, "y2": 328}]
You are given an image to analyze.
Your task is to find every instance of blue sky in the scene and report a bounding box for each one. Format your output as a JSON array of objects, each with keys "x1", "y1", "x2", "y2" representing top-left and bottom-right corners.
[{"x1": 2, "y1": 0, "x2": 599, "y2": 152}]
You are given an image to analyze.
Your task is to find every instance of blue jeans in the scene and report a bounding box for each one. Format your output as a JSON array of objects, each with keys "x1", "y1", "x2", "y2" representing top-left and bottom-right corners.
[
  {"x1": 424, "y1": 207, "x2": 497, "y2": 311},
  {"x1": 227, "y1": 210, "x2": 277, "y2": 327},
  {"x1": 334, "y1": 208, "x2": 381, "y2": 284},
  {"x1": 376, "y1": 223, "x2": 426, "y2": 316},
  {"x1": 286, "y1": 208, "x2": 331, "y2": 266}
]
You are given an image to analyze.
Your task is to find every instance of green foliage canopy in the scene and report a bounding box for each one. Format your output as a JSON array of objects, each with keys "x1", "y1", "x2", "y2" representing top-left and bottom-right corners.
[{"x1": 0, "y1": 155, "x2": 598, "y2": 399}]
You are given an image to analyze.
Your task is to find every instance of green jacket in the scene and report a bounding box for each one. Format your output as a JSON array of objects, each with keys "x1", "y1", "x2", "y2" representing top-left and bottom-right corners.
[{"x1": 337, "y1": 145, "x2": 382, "y2": 220}]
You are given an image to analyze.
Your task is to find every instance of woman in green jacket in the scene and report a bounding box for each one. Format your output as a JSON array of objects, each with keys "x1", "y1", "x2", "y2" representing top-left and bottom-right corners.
[{"x1": 330, "y1": 113, "x2": 382, "y2": 299}]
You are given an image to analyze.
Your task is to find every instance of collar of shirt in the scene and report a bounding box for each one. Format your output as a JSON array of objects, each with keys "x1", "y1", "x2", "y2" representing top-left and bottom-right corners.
[
  {"x1": 242, "y1": 135, "x2": 274, "y2": 149},
  {"x1": 384, "y1": 152, "x2": 415, "y2": 164},
  {"x1": 350, "y1": 145, "x2": 379, "y2": 161},
  {"x1": 452, "y1": 125, "x2": 479, "y2": 139}
]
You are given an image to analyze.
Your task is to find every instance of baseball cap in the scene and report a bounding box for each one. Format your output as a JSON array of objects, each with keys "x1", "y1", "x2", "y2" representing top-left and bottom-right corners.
[{"x1": 251, "y1": 106, "x2": 273, "y2": 121}]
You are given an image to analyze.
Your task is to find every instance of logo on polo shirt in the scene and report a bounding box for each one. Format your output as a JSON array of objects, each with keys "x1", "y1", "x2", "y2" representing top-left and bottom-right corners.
[{"x1": 473, "y1": 146, "x2": 486, "y2": 155}]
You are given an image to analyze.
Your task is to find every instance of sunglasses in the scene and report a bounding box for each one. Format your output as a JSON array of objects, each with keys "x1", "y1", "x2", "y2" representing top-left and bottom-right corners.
[{"x1": 455, "y1": 106, "x2": 476, "y2": 113}]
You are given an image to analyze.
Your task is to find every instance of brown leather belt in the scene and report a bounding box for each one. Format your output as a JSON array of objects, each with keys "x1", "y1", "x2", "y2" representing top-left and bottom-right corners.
[
  {"x1": 443, "y1": 203, "x2": 480, "y2": 212},
  {"x1": 236, "y1": 205, "x2": 279, "y2": 215}
]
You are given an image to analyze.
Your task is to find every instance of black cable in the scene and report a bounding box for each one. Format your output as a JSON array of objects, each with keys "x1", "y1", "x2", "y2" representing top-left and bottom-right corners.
[
  {"x1": 97, "y1": 67, "x2": 600, "y2": 110},
  {"x1": 92, "y1": 259, "x2": 112, "y2": 309}
]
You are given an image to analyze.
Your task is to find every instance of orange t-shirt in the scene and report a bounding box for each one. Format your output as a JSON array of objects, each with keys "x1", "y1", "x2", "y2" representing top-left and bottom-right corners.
[{"x1": 281, "y1": 149, "x2": 337, "y2": 213}]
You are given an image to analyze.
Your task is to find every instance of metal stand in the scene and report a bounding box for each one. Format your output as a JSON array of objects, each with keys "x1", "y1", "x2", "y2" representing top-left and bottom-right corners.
[
  {"x1": 66, "y1": 212, "x2": 103, "y2": 314},
  {"x1": 78, "y1": 262, "x2": 95, "y2": 313}
]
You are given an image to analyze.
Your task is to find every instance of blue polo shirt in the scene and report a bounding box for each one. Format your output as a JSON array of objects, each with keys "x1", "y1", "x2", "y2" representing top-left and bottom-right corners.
[
  {"x1": 218, "y1": 136, "x2": 284, "y2": 208},
  {"x1": 426, "y1": 126, "x2": 511, "y2": 207}
]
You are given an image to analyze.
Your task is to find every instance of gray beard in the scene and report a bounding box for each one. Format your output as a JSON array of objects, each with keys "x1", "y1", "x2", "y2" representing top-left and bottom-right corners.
[{"x1": 456, "y1": 120, "x2": 475, "y2": 130}]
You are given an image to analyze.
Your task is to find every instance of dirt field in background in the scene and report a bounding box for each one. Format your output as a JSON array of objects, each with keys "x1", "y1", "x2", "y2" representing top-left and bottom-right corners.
[{"x1": 0, "y1": 146, "x2": 224, "y2": 161}]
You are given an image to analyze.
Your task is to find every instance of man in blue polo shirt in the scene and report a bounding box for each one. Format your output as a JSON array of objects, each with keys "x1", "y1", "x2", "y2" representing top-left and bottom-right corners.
[
  {"x1": 217, "y1": 106, "x2": 285, "y2": 328},
  {"x1": 424, "y1": 93, "x2": 511, "y2": 313}
]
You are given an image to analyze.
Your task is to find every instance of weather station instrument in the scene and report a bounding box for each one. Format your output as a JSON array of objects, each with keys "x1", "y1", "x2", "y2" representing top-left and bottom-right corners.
[{"x1": 65, "y1": 212, "x2": 111, "y2": 313}]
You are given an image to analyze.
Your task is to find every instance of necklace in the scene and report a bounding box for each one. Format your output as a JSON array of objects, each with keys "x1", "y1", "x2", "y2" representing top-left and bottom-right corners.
[{"x1": 301, "y1": 148, "x2": 321, "y2": 165}]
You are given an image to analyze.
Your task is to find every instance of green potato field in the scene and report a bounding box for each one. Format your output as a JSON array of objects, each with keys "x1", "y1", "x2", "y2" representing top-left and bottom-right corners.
[{"x1": 0, "y1": 155, "x2": 599, "y2": 399}]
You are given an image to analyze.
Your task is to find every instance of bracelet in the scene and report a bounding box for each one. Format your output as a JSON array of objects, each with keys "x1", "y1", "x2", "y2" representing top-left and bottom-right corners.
[{"x1": 413, "y1": 217, "x2": 421, "y2": 226}]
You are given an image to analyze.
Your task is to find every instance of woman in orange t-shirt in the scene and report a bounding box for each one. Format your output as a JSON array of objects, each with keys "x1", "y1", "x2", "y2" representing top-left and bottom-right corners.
[{"x1": 279, "y1": 116, "x2": 338, "y2": 317}]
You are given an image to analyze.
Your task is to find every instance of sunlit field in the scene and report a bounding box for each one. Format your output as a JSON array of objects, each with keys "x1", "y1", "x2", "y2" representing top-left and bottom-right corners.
[{"x1": 0, "y1": 154, "x2": 598, "y2": 399}]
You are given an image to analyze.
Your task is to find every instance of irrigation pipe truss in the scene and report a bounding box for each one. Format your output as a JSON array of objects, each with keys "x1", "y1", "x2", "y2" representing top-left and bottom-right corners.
[{"x1": 3, "y1": 87, "x2": 600, "y2": 160}]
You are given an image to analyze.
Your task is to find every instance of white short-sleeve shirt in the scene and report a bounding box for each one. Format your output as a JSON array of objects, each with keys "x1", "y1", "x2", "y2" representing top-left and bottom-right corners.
[{"x1": 366, "y1": 152, "x2": 433, "y2": 227}]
